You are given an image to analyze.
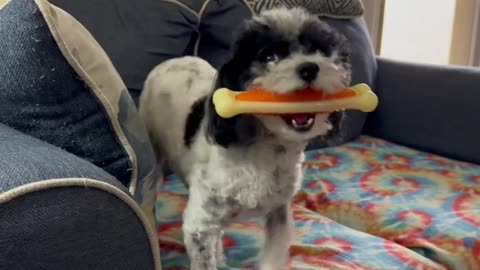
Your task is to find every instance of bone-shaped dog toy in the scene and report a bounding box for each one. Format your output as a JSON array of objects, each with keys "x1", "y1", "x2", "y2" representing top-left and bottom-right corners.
[{"x1": 212, "y1": 83, "x2": 378, "y2": 118}]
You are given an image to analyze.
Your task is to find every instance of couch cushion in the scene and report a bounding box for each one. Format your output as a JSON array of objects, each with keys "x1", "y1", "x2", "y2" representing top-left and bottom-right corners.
[
  {"x1": 0, "y1": 182, "x2": 161, "y2": 270},
  {"x1": 0, "y1": 0, "x2": 156, "y2": 224},
  {"x1": 366, "y1": 58, "x2": 480, "y2": 165},
  {"x1": 0, "y1": 124, "x2": 161, "y2": 270},
  {"x1": 0, "y1": 123, "x2": 120, "y2": 192},
  {"x1": 157, "y1": 136, "x2": 479, "y2": 269}
]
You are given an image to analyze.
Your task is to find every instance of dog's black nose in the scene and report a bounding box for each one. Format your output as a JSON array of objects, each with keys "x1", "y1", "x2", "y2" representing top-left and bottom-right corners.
[{"x1": 297, "y1": 62, "x2": 319, "y2": 82}]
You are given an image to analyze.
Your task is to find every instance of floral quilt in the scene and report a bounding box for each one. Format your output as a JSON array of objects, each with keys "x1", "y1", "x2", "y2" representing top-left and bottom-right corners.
[{"x1": 156, "y1": 136, "x2": 480, "y2": 270}]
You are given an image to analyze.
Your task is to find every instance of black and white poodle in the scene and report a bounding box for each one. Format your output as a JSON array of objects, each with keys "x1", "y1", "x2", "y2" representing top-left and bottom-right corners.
[{"x1": 139, "y1": 7, "x2": 351, "y2": 270}]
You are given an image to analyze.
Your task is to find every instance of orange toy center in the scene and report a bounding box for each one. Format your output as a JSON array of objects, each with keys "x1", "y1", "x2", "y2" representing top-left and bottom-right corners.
[{"x1": 235, "y1": 87, "x2": 356, "y2": 102}]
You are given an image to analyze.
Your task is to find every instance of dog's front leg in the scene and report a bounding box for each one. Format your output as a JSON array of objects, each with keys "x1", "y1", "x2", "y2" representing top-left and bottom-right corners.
[
  {"x1": 259, "y1": 204, "x2": 292, "y2": 270},
  {"x1": 183, "y1": 190, "x2": 221, "y2": 270},
  {"x1": 215, "y1": 230, "x2": 226, "y2": 267}
]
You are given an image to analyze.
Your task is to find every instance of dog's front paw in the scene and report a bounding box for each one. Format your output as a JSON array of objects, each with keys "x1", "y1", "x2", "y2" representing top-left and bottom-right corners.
[
  {"x1": 215, "y1": 240, "x2": 226, "y2": 267},
  {"x1": 215, "y1": 253, "x2": 226, "y2": 268},
  {"x1": 190, "y1": 259, "x2": 217, "y2": 270}
]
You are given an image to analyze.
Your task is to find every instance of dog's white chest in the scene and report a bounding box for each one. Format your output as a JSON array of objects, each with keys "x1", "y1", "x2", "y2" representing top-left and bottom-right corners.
[{"x1": 193, "y1": 140, "x2": 304, "y2": 217}]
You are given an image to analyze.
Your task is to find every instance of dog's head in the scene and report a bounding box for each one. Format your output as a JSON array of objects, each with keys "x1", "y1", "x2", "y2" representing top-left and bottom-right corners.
[{"x1": 208, "y1": 7, "x2": 351, "y2": 147}]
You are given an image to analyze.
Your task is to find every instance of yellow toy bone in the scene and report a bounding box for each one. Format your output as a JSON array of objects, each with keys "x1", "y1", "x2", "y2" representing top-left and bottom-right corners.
[{"x1": 213, "y1": 83, "x2": 378, "y2": 118}]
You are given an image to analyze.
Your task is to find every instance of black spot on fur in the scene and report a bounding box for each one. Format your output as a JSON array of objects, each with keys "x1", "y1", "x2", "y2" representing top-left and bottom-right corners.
[
  {"x1": 299, "y1": 19, "x2": 350, "y2": 58},
  {"x1": 200, "y1": 169, "x2": 208, "y2": 180},
  {"x1": 229, "y1": 211, "x2": 240, "y2": 219},
  {"x1": 267, "y1": 206, "x2": 288, "y2": 227},
  {"x1": 186, "y1": 77, "x2": 193, "y2": 89},
  {"x1": 184, "y1": 97, "x2": 207, "y2": 147},
  {"x1": 226, "y1": 197, "x2": 237, "y2": 207},
  {"x1": 192, "y1": 234, "x2": 207, "y2": 253},
  {"x1": 203, "y1": 197, "x2": 223, "y2": 218},
  {"x1": 204, "y1": 196, "x2": 237, "y2": 209},
  {"x1": 273, "y1": 167, "x2": 281, "y2": 179},
  {"x1": 188, "y1": 231, "x2": 217, "y2": 269},
  {"x1": 274, "y1": 144, "x2": 287, "y2": 154},
  {"x1": 204, "y1": 197, "x2": 221, "y2": 209}
]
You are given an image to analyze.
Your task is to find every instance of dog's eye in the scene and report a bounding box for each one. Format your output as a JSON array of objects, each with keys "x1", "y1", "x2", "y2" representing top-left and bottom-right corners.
[
  {"x1": 264, "y1": 54, "x2": 278, "y2": 63},
  {"x1": 259, "y1": 53, "x2": 280, "y2": 64},
  {"x1": 258, "y1": 50, "x2": 280, "y2": 63}
]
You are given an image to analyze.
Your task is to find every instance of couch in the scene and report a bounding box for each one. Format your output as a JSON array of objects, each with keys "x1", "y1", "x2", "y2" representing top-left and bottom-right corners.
[{"x1": 1, "y1": 0, "x2": 479, "y2": 269}]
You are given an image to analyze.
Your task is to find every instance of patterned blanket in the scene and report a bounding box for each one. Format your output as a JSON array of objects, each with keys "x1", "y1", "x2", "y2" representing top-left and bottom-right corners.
[{"x1": 156, "y1": 136, "x2": 480, "y2": 270}]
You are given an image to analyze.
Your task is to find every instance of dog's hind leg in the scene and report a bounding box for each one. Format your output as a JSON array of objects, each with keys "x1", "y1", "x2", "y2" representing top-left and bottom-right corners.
[{"x1": 259, "y1": 204, "x2": 293, "y2": 270}]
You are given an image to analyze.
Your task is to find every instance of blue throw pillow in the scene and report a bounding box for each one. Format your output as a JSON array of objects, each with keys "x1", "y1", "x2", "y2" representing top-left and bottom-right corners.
[{"x1": 0, "y1": 0, "x2": 157, "y2": 226}]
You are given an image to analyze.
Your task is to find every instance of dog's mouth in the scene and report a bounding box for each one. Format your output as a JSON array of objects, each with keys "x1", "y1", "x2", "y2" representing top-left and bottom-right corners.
[{"x1": 282, "y1": 113, "x2": 315, "y2": 132}]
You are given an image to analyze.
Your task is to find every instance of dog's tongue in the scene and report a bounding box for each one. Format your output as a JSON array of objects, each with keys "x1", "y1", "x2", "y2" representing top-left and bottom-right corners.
[{"x1": 285, "y1": 113, "x2": 312, "y2": 125}]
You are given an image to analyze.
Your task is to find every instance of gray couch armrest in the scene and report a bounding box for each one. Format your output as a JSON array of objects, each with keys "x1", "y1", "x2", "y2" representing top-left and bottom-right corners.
[
  {"x1": 0, "y1": 124, "x2": 161, "y2": 270},
  {"x1": 365, "y1": 58, "x2": 480, "y2": 165}
]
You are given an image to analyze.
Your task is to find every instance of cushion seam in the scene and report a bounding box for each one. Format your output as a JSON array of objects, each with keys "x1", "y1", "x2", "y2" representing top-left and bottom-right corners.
[
  {"x1": 35, "y1": 0, "x2": 139, "y2": 192},
  {"x1": 159, "y1": 0, "x2": 200, "y2": 19},
  {"x1": 193, "y1": 0, "x2": 212, "y2": 56}
]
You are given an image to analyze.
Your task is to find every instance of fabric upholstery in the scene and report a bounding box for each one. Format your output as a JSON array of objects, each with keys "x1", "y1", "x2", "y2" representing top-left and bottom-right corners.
[
  {"x1": 245, "y1": 0, "x2": 364, "y2": 18},
  {"x1": 51, "y1": 0, "x2": 253, "y2": 99},
  {"x1": 0, "y1": 124, "x2": 121, "y2": 192},
  {"x1": 0, "y1": 0, "x2": 157, "y2": 222},
  {"x1": 365, "y1": 58, "x2": 480, "y2": 165},
  {"x1": 51, "y1": 0, "x2": 367, "y2": 105},
  {"x1": 0, "y1": 186, "x2": 158, "y2": 270},
  {"x1": 0, "y1": 124, "x2": 161, "y2": 270},
  {"x1": 0, "y1": 0, "x2": 130, "y2": 184}
]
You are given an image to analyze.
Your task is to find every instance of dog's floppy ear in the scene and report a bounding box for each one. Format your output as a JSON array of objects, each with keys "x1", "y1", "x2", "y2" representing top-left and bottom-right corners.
[
  {"x1": 206, "y1": 58, "x2": 259, "y2": 148},
  {"x1": 205, "y1": 21, "x2": 266, "y2": 148},
  {"x1": 215, "y1": 56, "x2": 250, "y2": 93},
  {"x1": 206, "y1": 98, "x2": 259, "y2": 148},
  {"x1": 216, "y1": 20, "x2": 267, "y2": 91}
]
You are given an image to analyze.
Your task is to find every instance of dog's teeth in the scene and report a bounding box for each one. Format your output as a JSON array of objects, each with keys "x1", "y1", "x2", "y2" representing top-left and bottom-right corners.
[
  {"x1": 292, "y1": 117, "x2": 314, "y2": 128},
  {"x1": 292, "y1": 120, "x2": 301, "y2": 128},
  {"x1": 306, "y1": 118, "x2": 314, "y2": 126}
]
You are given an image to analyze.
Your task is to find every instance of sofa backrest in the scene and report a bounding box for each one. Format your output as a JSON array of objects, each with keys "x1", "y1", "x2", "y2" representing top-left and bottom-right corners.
[
  {"x1": 365, "y1": 58, "x2": 480, "y2": 165},
  {"x1": 51, "y1": 0, "x2": 377, "y2": 150}
]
